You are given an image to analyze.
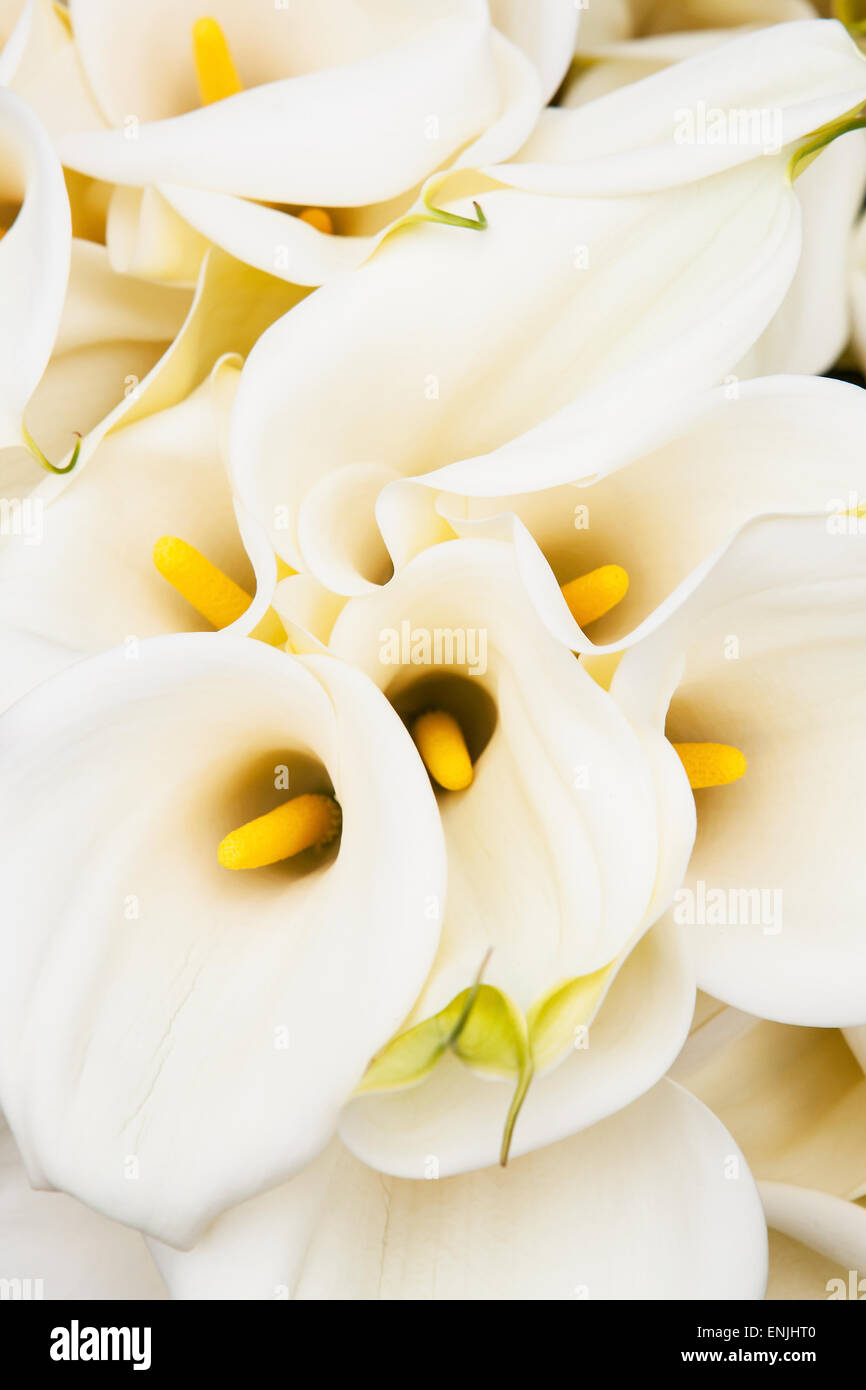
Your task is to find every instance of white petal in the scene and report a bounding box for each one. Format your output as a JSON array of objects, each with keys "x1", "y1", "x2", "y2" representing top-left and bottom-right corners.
[
  {"x1": 760, "y1": 1182, "x2": 866, "y2": 1271},
  {"x1": 0, "y1": 636, "x2": 445, "y2": 1246},
  {"x1": 0, "y1": 87, "x2": 69, "y2": 445},
  {"x1": 62, "y1": 1, "x2": 500, "y2": 206},
  {"x1": 0, "y1": 1110, "x2": 166, "y2": 1300},
  {"x1": 489, "y1": 0, "x2": 579, "y2": 102},
  {"x1": 329, "y1": 540, "x2": 678, "y2": 1015},
  {"x1": 616, "y1": 511, "x2": 866, "y2": 1026},
  {"x1": 232, "y1": 162, "x2": 801, "y2": 589},
  {"x1": 158, "y1": 1082, "x2": 766, "y2": 1300},
  {"x1": 495, "y1": 20, "x2": 866, "y2": 194}
]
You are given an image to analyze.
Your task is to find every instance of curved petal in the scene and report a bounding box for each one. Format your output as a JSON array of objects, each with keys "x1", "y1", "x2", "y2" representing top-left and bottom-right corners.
[
  {"x1": 0, "y1": 361, "x2": 254, "y2": 660},
  {"x1": 489, "y1": 0, "x2": 579, "y2": 102},
  {"x1": 760, "y1": 1182, "x2": 866, "y2": 1271},
  {"x1": 232, "y1": 160, "x2": 801, "y2": 589},
  {"x1": 615, "y1": 511, "x2": 866, "y2": 1027},
  {"x1": 437, "y1": 375, "x2": 866, "y2": 653},
  {"x1": 329, "y1": 540, "x2": 682, "y2": 1017},
  {"x1": 0, "y1": 86, "x2": 69, "y2": 446},
  {"x1": 0, "y1": 1111, "x2": 166, "y2": 1300},
  {"x1": 62, "y1": 1, "x2": 500, "y2": 206},
  {"x1": 495, "y1": 19, "x2": 866, "y2": 195},
  {"x1": 156, "y1": 1082, "x2": 767, "y2": 1300},
  {"x1": 0, "y1": 636, "x2": 445, "y2": 1246}
]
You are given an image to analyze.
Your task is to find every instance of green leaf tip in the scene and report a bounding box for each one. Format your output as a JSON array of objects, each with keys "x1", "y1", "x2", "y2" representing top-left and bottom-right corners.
[
  {"x1": 23, "y1": 424, "x2": 82, "y2": 475},
  {"x1": 788, "y1": 109, "x2": 866, "y2": 181},
  {"x1": 404, "y1": 191, "x2": 488, "y2": 234}
]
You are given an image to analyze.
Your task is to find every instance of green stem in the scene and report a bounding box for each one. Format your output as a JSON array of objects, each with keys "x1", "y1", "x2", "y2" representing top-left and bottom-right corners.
[
  {"x1": 22, "y1": 424, "x2": 82, "y2": 475},
  {"x1": 789, "y1": 111, "x2": 866, "y2": 181},
  {"x1": 499, "y1": 1056, "x2": 534, "y2": 1168}
]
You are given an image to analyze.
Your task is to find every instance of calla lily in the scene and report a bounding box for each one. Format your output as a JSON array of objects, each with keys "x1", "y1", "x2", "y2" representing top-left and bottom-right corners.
[
  {"x1": 558, "y1": 10, "x2": 866, "y2": 374},
  {"x1": 232, "y1": 151, "x2": 807, "y2": 596},
  {"x1": 149, "y1": 1082, "x2": 768, "y2": 1299},
  {"x1": 0, "y1": 633, "x2": 445, "y2": 1247},
  {"x1": 0, "y1": 1081, "x2": 768, "y2": 1299},
  {"x1": 0, "y1": 85, "x2": 70, "y2": 454},
  {"x1": 424, "y1": 374, "x2": 866, "y2": 654},
  {"x1": 609, "y1": 509, "x2": 866, "y2": 1026},
  {"x1": 672, "y1": 997, "x2": 866, "y2": 1297},
  {"x1": 55, "y1": 0, "x2": 577, "y2": 285},
  {"x1": 0, "y1": 247, "x2": 306, "y2": 702},
  {"x1": 297, "y1": 537, "x2": 698, "y2": 1173}
]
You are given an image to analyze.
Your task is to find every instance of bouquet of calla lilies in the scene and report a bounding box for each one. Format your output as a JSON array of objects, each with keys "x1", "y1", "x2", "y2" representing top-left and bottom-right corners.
[{"x1": 1, "y1": 0, "x2": 866, "y2": 1306}]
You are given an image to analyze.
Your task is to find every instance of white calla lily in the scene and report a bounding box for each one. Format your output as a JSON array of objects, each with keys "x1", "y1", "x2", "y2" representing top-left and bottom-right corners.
[
  {"x1": 429, "y1": 374, "x2": 866, "y2": 653},
  {"x1": 232, "y1": 152, "x2": 806, "y2": 595},
  {"x1": 57, "y1": 0, "x2": 577, "y2": 285},
  {"x1": 0, "y1": 86, "x2": 69, "y2": 451},
  {"x1": 612, "y1": 511, "x2": 866, "y2": 1026},
  {"x1": 150, "y1": 1082, "x2": 767, "y2": 1300},
  {"x1": 0, "y1": 634, "x2": 445, "y2": 1247},
  {"x1": 558, "y1": 11, "x2": 866, "y2": 375},
  {"x1": 0, "y1": 249, "x2": 304, "y2": 694},
  {"x1": 673, "y1": 999, "x2": 866, "y2": 1297},
  {"x1": 507, "y1": 19, "x2": 866, "y2": 194},
  {"x1": 313, "y1": 538, "x2": 696, "y2": 1171}
]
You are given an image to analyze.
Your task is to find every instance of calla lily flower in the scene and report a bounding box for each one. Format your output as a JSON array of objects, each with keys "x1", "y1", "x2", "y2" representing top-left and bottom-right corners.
[
  {"x1": 0, "y1": 634, "x2": 445, "y2": 1247},
  {"x1": 423, "y1": 374, "x2": 866, "y2": 654},
  {"x1": 0, "y1": 247, "x2": 306, "y2": 705},
  {"x1": 297, "y1": 537, "x2": 698, "y2": 1174},
  {"x1": 558, "y1": 9, "x2": 866, "y2": 375},
  {"x1": 609, "y1": 508, "x2": 866, "y2": 1026},
  {"x1": 0, "y1": 1081, "x2": 768, "y2": 1299},
  {"x1": 53, "y1": 0, "x2": 578, "y2": 286},
  {"x1": 152, "y1": 1081, "x2": 768, "y2": 1299},
  {"x1": 672, "y1": 998, "x2": 866, "y2": 1297},
  {"x1": 232, "y1": 156, "x2": 806, "y2": 596}
]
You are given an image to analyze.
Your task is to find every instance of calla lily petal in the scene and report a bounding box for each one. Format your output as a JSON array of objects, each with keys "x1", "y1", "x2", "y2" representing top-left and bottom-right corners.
[
  {"x1": 62, "y1": 1, "x2": 500, "y2": 206},
  {"x1": 0, "y1": 1111, "x2": 166, "y2": 1299},
  {"x1": 329, "y1": 540, "x2": 685, "y2": 1015},
  {"x1": 154, "y1": 1081, "x2": 766, "y2": 1300},
  {"x1": 232, "y1": 160, "x2": 802, "y2": 591},
  {"x1": 497, "y1": 19, "x2": 866, "y2": 195},
  {"x1": 615, "y1": 513, "x2": 866, "y2": 1026},
  {"x1": 0, "y1": 86, "x2": 69, "y2": 449},
  {"x1": 0, "y1": 635, "x2": 445, "y2": 1246},
  {"x1": 759, "y1": 1182, "x2": 866, "y2": 1270}
]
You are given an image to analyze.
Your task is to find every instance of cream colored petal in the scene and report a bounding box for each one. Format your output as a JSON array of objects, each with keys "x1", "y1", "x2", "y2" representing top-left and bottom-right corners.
[
  {"x1": 0, "y1": 636, "x2": 445, "y2": 1246},
  {"x1": 0, "y1": 87, "x2": 69, "y2": 446},
  {"x1": 0, "y1": 1111, "x2": 166, "y2": 1300},
  {"x1": 232, "y1": 161, "x2": 801, "y2": 590},
  {"x1": 158, "y1": 1082, "x2": 766, "y2": 1300},
  {"x1": 617, "y1": 511, "x2": 866, "y2": 1026}
]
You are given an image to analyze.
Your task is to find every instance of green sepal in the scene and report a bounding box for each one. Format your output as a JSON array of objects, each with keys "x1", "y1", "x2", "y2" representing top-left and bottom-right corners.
[
  {"x1": 788, "y1": 107, "x2": 866, "y2": 181},
  {"x1": 526, "y1": 964, "x2": 613, "y2": 1074}
]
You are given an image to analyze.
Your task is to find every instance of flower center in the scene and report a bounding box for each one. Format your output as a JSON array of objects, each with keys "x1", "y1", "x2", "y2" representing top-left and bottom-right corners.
[
  {"x1": 153, "y1": 536, "x2": 251, "y2": 628},
  {"x1": 218, "y1": 792, "x2": 341, "y2": 869},
  {"x1": 191, "y1": 16, "x2": 242, "y2": 105},
  {"x1": 672, "y1": 742, "x2": 746, "y2": 789},
  {"x1": 561, "y1": 563, "x2": 630, "y2": 627},
  {"x1": 412, "y1": 711, "x2": 473, "y2": 791}
]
